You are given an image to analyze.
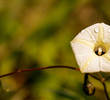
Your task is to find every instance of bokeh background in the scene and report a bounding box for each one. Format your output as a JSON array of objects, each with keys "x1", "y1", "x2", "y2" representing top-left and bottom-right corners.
[{"x1": 0, "y1": 0, "x2": 110, "y2": 100}]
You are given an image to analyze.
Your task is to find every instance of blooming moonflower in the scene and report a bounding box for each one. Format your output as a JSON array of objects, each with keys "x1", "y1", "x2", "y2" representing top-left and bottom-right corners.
[{"x1": 71, "y1": 23, "x2": 110, "y2": 73}]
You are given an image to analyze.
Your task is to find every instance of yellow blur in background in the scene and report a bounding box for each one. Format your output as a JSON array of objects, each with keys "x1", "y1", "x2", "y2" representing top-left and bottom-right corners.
[{"x1": 0, "y1": 0, "x2": 109, "y2": 100}]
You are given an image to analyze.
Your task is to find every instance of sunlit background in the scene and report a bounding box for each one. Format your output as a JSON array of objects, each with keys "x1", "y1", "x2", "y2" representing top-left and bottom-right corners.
[{"x1": 0, "y1": 0, "x2": 110, "y2": 100}]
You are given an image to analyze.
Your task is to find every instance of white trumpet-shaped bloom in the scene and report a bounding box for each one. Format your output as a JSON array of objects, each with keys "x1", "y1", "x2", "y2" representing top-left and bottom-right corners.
[{"x1": 71, "y1": 23, "x2": 110, "y2": 73}]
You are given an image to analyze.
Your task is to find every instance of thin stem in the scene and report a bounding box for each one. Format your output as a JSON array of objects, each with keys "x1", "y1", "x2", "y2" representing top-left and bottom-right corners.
[
  {"x1": 89, "y1": 73, "x2": 110, "y2": 100},
  {"x1": 98, "y1": 74, "x2": 109, "y2": 100},
  {"x1": 88, "y1": 74, "x2": 101, "y2": 81},
  {"x1": 0, "y1": 65, "x2": 100, "y2": 81},
  {"x1": 0, "y1": 65, "x2": 109, "y2": 99},
  {"x1": 98, "y1": 74, "x2": 110, "y2": 100},
  {"x1": 0, "y1": 65, "x2": 80, "y2": 79},
  {"x1": 102, "y1": 82, "x2": 110, "y2": 100},
  {"x1": 84, "y1": 73, "x2": 89, "y2": 85}
]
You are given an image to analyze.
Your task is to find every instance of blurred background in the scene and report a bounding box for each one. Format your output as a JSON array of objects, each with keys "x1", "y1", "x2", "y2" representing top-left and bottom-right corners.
[{"x1": 0, "y1": 0, "x2": 110, "y2": 100}]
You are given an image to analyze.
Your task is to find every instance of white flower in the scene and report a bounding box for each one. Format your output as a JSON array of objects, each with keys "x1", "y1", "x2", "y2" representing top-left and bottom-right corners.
[{"x1": 71, "y1": 23, "x2": 110, "y2": 73}]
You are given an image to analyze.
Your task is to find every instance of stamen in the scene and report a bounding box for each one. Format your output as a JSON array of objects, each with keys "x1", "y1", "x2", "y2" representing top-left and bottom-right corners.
[
  {"x1": 98, "y1": 47, "x2": 103, "y2": 56},
  {"x1": 94, "y1": 46, "x2": 106, "y2": 56}
]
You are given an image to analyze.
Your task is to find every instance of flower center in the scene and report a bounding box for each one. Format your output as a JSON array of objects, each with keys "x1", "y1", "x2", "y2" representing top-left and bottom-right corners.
[{"x1": 94, "y1": 45, "x2": 106, "y2": 56}]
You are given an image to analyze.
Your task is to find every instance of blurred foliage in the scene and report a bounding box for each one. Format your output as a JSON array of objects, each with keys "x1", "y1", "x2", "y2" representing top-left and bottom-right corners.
[{"x1": 0, "y1": 0, "x2": 110, "y2": 100}]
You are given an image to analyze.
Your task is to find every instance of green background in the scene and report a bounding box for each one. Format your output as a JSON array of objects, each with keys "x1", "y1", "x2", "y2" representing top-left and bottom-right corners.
[{"x1": 0, "y1": 0, "x2": 110, "y2": 100}]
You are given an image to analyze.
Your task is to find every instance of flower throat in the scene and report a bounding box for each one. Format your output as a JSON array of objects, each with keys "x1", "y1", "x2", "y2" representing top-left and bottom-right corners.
[{"x1": 94, "y1": 45, "x2": 106, "y2": 56}]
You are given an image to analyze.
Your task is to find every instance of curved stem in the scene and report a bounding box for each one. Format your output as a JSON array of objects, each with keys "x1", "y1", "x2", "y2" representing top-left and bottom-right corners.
[
  {"x1": 84, "y1": 73, "x2": 89, "y2": 85},
  {"x1": 89, "y1": 73, "x2": 110, "y2": 100},
  {"x1": 102, "y1": 82, "x2": 109, "y2": 100},
  {"x1": 88, "y1": 74, "x2": 101, "y2": 81},
  {"x1": 0, "y1": 65, "x2": 109, "y2": 99},
  {"x1": 0, "y1": 65, "x2": 80, "y2": 78}
]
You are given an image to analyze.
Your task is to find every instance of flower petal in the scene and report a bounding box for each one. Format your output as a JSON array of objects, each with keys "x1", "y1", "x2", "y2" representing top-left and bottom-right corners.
[
  {"x1": 97, "y1": 23, "x2": 104, "y2": 42},
  {"x1": 101, "y1": 49, "x2": 110, "y2": 72},
  {"x1": 71, "y1": 42, "x2": 99, "y2": 73},
  {"x1": 71, "y1": 23, "x2": 110, "y2": 73},
  {"x1": 102, "y1": 23, "x2": 110, "y2": 43},
  {"x1": 73, "y1": 25, "x2": 98, "y2": 43},
  {"x1": 100, "y1": 56, "x2": 110, "y2": 72},
  {"x1": 71, "y1": 39, "x2": 94, "y2": 49},
  {"x1": 82, "y1": 55, "x2": 99, "y2": 73}
]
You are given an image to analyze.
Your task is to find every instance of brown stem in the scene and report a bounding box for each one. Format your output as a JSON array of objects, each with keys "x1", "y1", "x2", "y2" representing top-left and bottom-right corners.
[
  {"x1": 89, "y1": 73, "x2": 110, "y2": 100},
  {"x1": 102, "y1": 82, "x2": 110, "y2": 100},
  {"x1": 0, "y1": 66, "x2": 80, "y2": 78},
  {"x1": 0, "y1": 65, "x2": 109, "y2": 99},
  {"x1": 98, "y1": 75, "x2": 109, "y2": 100},
  {"x1": 88, "y1": 74, "x2": 101, "y2": 81}
]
